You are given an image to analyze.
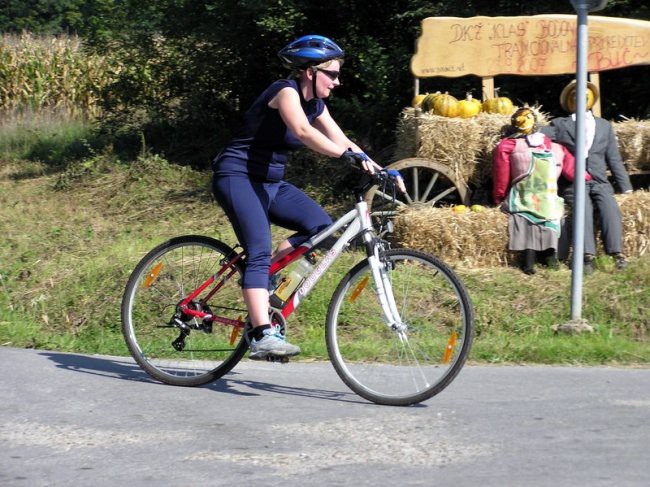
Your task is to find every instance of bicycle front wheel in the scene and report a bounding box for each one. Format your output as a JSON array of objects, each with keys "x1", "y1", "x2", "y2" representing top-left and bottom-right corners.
[
  {"x1": 121, "y1": 235, "x2": 248, "y2": 386},
  {"x1": 326, "y1": 249, "x2": 473, "y2": 406}
]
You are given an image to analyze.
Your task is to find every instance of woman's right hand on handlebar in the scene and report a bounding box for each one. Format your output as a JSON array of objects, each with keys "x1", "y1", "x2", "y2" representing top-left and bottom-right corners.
[{"x1": 385, "y1": 169, "x2": 406, "y2": 193}]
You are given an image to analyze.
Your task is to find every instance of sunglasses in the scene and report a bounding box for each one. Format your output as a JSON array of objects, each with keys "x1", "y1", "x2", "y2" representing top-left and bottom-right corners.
[{"x1": 318, "y1": 69, "x2": 340, "y2": 81}]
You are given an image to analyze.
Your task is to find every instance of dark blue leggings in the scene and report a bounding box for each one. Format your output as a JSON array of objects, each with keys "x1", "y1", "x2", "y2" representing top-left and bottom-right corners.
[{"x1": 212, "y1": 175, "x2": 332, "y2": 289}]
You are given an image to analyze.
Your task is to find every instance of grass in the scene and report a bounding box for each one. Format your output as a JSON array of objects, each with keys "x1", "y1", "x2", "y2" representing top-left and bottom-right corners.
[
  {"x1": 1, "y1": 124, "x2": 649, "y2": 365},
  {"x1": 0, "y1": 109, "x2": 100, "y2": 165}
]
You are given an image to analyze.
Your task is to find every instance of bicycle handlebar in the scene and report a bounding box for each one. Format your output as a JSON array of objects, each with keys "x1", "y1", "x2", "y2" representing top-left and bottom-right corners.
[
  {"x1": 341, "y1": 150, "x2": 403, "y2": 193},
  {"x1": 371, "y1": 168, "x2": 401, "y2": 186}
]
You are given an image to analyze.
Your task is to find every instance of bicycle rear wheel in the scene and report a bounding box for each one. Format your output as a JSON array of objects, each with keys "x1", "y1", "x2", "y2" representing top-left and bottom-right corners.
[
  {"x1": 326, "y1": 249, "x2": 473, "y2": 406},
  {"x1": 121, "y1": 235, "x2": 248, "y2": 386}
]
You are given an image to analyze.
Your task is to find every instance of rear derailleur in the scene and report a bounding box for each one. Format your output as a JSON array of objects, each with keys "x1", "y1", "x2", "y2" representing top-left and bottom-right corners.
[{"x1": 171, "y1": 300, "x2": 214, "y2": 351}]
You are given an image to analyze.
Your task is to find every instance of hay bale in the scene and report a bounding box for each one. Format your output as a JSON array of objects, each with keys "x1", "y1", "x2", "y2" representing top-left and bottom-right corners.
[
  {"x1": 613, "y1": 119, "x2": 650, "y2": 173},
  {"x1": 394, "y1": 107, "x2": 650, "y2": 184},
  {"x1": 392, "y1": 205, "x2": 511, "y2": 267},
  {"x1": 393, "y1": 108, "x2": 419, "y2": 161},
  {"x1": 392, "y1": 190, "x2": 650, "y2": 267},
  {"x1": 614, "y1": 191, "x2": 650, "y2": 257},
  {"x1": 394, "y1": 106, "x2": 550, "y2": 188},
  {"x1": 394, "y1": 108, "x2": 484, "y2": 185},
  {"x1": 471, "y1": 112, "x2": 510, "y2": 187}
]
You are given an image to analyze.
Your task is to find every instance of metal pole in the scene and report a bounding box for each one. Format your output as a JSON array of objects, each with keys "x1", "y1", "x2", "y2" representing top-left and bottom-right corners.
[
  {"x1": 570, "y1": 6, "x2": 589, "y2": 320},
  {"x1": 571, "y1": 2, "x2": 588, "y2": 320}
]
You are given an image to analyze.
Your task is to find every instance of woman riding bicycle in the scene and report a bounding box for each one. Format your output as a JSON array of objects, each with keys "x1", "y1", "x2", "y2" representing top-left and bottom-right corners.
[{"x1": 212, "y1": 35, "x2": 381, "y2": 360}]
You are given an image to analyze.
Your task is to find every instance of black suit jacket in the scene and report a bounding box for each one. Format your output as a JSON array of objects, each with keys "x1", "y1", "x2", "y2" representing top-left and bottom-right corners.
[{"x1": 541, "y1": 115, "x2": 633, "y2": 192}]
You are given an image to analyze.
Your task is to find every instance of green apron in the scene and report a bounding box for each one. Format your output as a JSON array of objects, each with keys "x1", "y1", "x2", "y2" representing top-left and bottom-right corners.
[{"x1": 507, "y1": 149, "x2": 564, "y2": 234}]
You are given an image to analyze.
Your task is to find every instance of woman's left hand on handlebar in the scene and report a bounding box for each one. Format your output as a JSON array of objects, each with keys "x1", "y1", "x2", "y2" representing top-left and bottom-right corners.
[
  {"x1": 363, "y1": 156, "x2": 383, "y2": 175},
  {"x1": 341, "y1": 149, "x2": 378, "y2": 174},
  {"x1": 341, "y1": 149, "x2": 405, "y2": 192},
  {"x1": 354, "y1": 151, "x2": 385, "y2": 178}
]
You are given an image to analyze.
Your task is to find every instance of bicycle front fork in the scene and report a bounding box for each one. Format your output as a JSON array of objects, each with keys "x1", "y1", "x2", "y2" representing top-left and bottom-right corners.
[{"x1": 366, "y1": 240, "x2": 404, "y2": 331}]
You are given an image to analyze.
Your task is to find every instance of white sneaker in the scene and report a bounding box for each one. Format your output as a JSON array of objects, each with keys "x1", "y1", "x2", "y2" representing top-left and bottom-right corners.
[{"x1": 249, "y1": 325, "x2": 300, "y2": 360}]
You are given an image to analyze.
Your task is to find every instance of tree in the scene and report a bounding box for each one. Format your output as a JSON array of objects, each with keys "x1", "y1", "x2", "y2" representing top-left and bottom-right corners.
[
  {"x1": 0, "y1": 0, "x2": 86, "y2": 34},
  {"x1": 2, "y1": 0, "x2": 647, "y2": 165}
]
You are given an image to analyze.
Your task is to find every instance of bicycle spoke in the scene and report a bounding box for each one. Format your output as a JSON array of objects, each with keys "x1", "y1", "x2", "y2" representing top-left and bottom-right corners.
[
  {"x1": 122, "y1": 236, "x2": 248, "y2": 387},
  {"x1": 326, "y1": 249, "x2": 473, "y2": 406}
]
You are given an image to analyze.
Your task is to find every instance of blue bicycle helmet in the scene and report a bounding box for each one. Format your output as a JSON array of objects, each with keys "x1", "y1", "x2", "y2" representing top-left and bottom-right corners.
[{"x1": 278, "y1": 35, "x2": 344, "y2": 69}]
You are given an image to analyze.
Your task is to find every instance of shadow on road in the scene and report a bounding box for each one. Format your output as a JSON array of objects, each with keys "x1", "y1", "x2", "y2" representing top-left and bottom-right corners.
[
  {"x1": 223, "y1": 376, "x2": 367, "y2": 405},
  {"x1": 39, "y1": 351, "x2": 372, "y2": 405},
  {"x1": 40, "y1": 351, "x2": 153, "y2": 382}
]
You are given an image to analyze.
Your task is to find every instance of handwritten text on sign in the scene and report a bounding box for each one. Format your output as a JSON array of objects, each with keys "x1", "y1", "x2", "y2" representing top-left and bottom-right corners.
[{"x1": 411, "y1": 15, "x2": 650, "y2": 78}]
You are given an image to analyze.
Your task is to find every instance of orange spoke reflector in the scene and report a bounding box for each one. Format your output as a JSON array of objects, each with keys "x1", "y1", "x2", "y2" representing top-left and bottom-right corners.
[
  {"x1": 349, "y1": 276, "x2": 369, "y2": 303},
  {"x1": 144, "y1": 262, "x2": 163, "y2": 288},
  {"x1": 443, "y1": 330, "x2": 458, "y2": 364},
  {"x1": 229, "y1": 316, "x2": 243, "y2": 345}
]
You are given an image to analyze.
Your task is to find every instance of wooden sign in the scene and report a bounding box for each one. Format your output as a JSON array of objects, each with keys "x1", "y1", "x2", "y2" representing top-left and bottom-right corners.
[{"x1": 411, "y1": 15, "x2": 650, "y2": 78}]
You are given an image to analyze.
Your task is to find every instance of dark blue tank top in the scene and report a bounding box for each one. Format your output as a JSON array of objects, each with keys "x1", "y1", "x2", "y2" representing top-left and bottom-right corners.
[{"x1": 213, "y1": 79, "x2": 325, "y2": 182}]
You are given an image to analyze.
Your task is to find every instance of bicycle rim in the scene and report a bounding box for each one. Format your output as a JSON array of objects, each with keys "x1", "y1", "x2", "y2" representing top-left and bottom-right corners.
[
  {"x1": 121, "y1": 236, "x2": 248, "y2": 386},
  {"x1": 326, "y1": 249, "x2": 473, "y2": 406}
]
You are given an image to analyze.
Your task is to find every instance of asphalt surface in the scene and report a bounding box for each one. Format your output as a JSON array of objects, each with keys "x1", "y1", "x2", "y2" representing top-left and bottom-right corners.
[{"x1": 1, "y1": 346, "x2": 649, "y2": 486}]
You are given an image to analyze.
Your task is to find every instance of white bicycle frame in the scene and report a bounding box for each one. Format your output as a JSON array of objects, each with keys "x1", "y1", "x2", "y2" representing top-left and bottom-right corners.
[{"x1": 284, "y1": 199, "x2": 403, "y2": 330}]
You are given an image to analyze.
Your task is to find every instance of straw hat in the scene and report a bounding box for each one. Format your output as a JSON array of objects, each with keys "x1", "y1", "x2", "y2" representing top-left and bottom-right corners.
[{"x1": 559, "y1": 80, "x2": 600, "y2": 113}]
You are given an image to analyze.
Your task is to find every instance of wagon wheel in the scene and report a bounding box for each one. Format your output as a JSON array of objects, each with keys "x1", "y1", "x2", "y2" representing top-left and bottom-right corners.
[{"x1": 365, "y1": 158, "x2": 470, "y2": 216}]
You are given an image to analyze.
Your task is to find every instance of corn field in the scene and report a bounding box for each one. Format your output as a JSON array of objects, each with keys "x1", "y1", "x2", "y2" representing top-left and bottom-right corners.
[{"x1": 0, "y1": 33, "x2": 121, "y2": 118}]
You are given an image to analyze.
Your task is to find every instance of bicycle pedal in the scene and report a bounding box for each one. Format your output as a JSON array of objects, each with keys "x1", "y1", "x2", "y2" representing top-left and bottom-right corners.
[{"x1": 266, "y1": 355, "x2": 289, "y2": 364}]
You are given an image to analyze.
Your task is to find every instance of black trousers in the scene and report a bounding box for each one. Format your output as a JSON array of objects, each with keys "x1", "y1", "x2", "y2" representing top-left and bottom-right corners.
[{"x1": 559, "y1": 181, "x2": 623, "y2": 258}]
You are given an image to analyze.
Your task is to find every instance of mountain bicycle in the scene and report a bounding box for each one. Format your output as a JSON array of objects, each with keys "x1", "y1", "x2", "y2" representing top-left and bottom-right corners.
[{"x1": 121, "y1": 169, "x2": 474, "y2": 406}]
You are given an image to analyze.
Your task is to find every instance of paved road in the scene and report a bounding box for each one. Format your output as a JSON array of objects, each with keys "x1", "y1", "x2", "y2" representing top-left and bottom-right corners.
[{"x1": 1, "y1": 347, "x2": 649, "y2": 486}]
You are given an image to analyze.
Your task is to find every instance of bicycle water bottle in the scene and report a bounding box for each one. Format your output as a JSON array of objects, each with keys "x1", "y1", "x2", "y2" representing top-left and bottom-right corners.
[
  {"x1": 268, "y1": 273, "x2": 284, "y2": 308},
  {"x1": 272, "y1": 256, "x2": 313, "y2": 306}
]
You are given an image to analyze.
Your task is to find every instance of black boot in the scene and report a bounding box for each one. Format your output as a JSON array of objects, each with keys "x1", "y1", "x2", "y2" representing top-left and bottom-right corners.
[
  {"x1": 583, "y1": 254, "x2": 596, "y2": 275},
  {"x1": 543, "y1": 249, "x2": 560, "y2": 270},
  {"x1": 522, "y1": 249, "x2": 536, "y2": 275},
  {"x1": 612, "y1": 253, "x2": 627, "y2": 270}
]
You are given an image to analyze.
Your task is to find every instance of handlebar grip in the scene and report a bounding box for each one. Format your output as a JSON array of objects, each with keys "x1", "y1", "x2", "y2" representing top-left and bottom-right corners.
[
  {"x1": 340, "y1": 151, "x2": 403, "y2": 191},
  {"x1": 374, "y1": 169, "x2": 400, "y2": 182}
]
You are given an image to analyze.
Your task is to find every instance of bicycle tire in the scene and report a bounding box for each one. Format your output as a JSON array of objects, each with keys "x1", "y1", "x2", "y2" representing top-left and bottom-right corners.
[
  {"x1": 121, "y1": 235, "x2": 248, "y2": 386},
  {"x1": 326, "y1": 248, "x2": 474, "y2": 406}
]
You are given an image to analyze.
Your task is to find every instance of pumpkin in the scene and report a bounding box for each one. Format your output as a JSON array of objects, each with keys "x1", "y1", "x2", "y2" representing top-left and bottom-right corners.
[
  {"x1": 452, "y1": 205, "x2": 468, "y2": 214},
  {"x1": 470, "y1": 204, "x2": 485, "y2": 212},
  {"x1": 482, "y1": 96, "x2": 514, "y2": 115},
  {"x1": 412, "y1": 93, "x2": 427, "y2": 108},
  {"x1": 431, "y1": 92, "x2": 459, "y2": 118},
  {"x1": 420, "y1": 91, "x2": 441, "y2": 113},
  {"x1": 457, "y1": 94, "x2": 482, "y2": 118}
]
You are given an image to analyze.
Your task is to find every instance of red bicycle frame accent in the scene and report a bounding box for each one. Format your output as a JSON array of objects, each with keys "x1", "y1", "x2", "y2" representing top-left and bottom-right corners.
[
  {"x1": 176, "y1": 251, "x2": 245, "y2": 326},
  {"x1": 174, "y1": 244, "x2": 310, "y2": 327},
  {"x1": 173, "y1": 203, "x2": 366, "y2": 330}
]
